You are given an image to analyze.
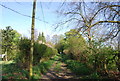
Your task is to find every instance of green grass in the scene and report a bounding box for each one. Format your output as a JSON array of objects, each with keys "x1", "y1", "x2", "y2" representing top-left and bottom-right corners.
[
  {"x1": 54, "y1": 62, "x2": 62, "y2": 72},
  {"x1": 2, "y1": 59, "x2": 55, "y2": 79},
  {"x1": 82, "y1": 72, "x2": 101, "y2": 79},
  {"x1": 50, "y1": 55, "x2": 61, "y2": 61},
  {"x1": 2, "y1": 61, "x2": 28, "y2": 79},
  {"x1": 33, "y1": 60, "x2": 54, "y2": 79}
]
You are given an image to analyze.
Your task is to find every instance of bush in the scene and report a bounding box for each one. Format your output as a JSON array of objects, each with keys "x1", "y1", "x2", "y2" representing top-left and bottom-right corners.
[
  {"x1": 33, "y1": 42, "x2": 58, "y2": 65},
  {"x1": 16, "y1": 38, "x2": 57, "y2": 67},
  {"x1": 60, "y1": 54, "x2": 71, "y2": 62},
  {"x1": 65, "y1": 60, "x2": 91, "y2": 75},
  {"x1": 33, "y1": 43, "x2": 47, "y2": 65},
  {"x1": 89, "y1": 46, "x2": 118, "y2": 74},
  {"x1": 15, "y1": 37, "x2": 30, "y2": 68}
]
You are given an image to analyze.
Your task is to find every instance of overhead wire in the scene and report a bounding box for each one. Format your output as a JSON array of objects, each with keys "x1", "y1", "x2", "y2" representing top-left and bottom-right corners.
[
  {"x1": 39, "y1": 2, "x2": 46, "y2": 33},
  {"x1": 0, "y1": 3, "x2": 49, "y2": 24},
  {"x1": 39, "y1": 2, "x2": 54, "y2": 37}
]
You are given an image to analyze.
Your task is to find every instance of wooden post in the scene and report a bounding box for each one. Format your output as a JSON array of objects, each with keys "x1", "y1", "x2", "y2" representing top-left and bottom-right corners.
[{"x1": 29, "y1": 0, "x2": 37, "y2": 79}]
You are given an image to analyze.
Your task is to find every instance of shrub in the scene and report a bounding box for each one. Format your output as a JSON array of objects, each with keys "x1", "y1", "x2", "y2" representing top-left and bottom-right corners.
[
  {"x1": 33, "y1": 42, "x2": 58, "y2": 65},
  {"x1": 33, "y1": 43, "x2": 47, "y2": 65},
  {"x1": 65, "y1": 60, "x2": 91, "y2": 75},
  {"x1": 15, "y1": 37, "x2": 30, "y2": 68},
  {"x1": 16, "y1": 38, "x2": 57, "y2": 67}
]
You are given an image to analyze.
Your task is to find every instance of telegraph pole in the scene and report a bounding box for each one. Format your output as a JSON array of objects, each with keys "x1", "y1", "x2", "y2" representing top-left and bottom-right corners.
[{"x1": 29, "y1": 0, "x2": 37, "y2": 79}]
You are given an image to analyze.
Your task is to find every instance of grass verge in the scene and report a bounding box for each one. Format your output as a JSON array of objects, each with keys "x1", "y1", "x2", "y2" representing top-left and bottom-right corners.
[{"x1": 2, "y1": 59, "x2": 55, "y2": 79}]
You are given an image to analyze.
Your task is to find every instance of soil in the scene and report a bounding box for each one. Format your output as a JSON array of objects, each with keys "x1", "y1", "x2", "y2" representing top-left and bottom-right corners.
[{"x1": 41, "y1": 61, "x2": 79, "y2": 79}]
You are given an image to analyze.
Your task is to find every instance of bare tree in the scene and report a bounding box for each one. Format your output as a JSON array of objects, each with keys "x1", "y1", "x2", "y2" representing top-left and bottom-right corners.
[
  {"x1": 55, "y1": 2, "x2": 120, "y2": 43},
  {"x1": 55, "y1": 2, "x2": 120, "y2": 72}
]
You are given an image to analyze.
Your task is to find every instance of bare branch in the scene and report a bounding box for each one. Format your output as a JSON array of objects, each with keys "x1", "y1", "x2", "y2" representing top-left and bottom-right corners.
[
  {"x1": 64, "y1": 12, "x2": 87, "y2": 24},
  {"x1": 91, "y1": 21, "x2": 120, "y2": 27},
  {"x1": 90, "y1": 5, "x2": 120, "y2": 23}
]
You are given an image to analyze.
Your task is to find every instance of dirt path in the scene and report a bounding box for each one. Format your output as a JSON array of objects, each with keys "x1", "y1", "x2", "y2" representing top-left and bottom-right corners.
[{"x1": 41, "y1": 61, "x2": 78, "y2": 79}]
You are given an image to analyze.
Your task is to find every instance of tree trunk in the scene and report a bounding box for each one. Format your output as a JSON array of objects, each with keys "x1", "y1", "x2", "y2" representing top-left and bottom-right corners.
[
  {"x1": 5, "y1": 51, "x2": 7, "y2": 61},
  {"x1": 29, "y1": 0, "x2": 37, "y2": 79},
  {"x1": 104, "y1": 62, "x2": 108, "y2": 74},
  {"x1": 118, "y1": 32, "x2": 120, "y2": 71},
  {"x1": 117, "y1": 2, "x2": 120, "y2": 72}
]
